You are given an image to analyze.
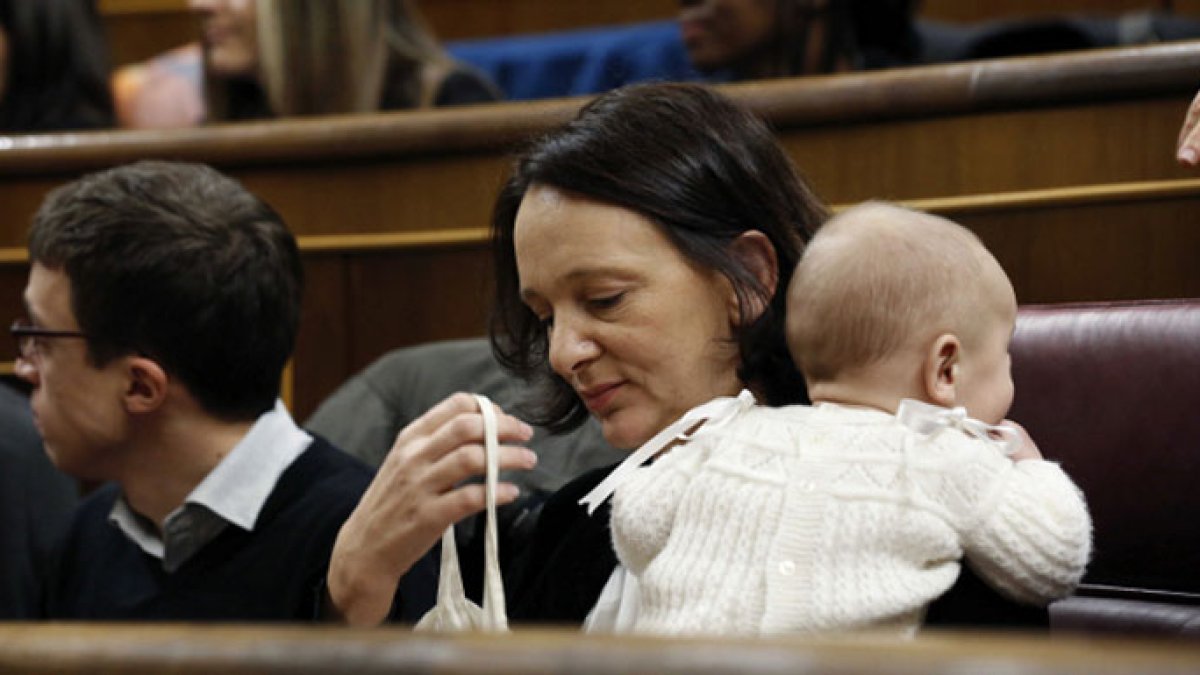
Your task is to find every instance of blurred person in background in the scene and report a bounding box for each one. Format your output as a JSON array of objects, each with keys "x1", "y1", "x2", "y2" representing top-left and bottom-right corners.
[
  {"x1": 0, "y1": 0, "x2": 114, "y2": 133},
  {"x1": 116, "y1": 0, "x2": 499, "y2": 128},
  {"x1": 678, "y1": 0, "x2": 919, "y2": 81}
]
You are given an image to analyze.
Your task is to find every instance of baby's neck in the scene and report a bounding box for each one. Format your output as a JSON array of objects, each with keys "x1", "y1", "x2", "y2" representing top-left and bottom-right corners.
[{"x1": 807, "y1": 380, "x2": 926, "y2": 417}]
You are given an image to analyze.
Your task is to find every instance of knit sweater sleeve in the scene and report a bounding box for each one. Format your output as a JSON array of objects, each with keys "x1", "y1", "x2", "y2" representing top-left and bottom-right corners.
[
  {"x1": 942, "y1": 436, "x2": 1092, "y2": 606},
  {"x1": 611, "y1": 437, "x2": 712, "y2": 576}
]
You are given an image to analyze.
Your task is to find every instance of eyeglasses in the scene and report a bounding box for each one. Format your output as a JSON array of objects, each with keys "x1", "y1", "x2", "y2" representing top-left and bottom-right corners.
[{"x1": 10, "y1": 319, "x2": 87, "y2": 362}]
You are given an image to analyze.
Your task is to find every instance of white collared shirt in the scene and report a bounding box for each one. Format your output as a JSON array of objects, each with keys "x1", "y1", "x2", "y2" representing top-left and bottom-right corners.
[{"x1": 108, "y1": 400, "x2": 313, "y2": 572}]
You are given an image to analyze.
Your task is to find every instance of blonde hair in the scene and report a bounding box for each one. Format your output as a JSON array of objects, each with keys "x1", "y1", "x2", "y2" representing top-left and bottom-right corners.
[
  {"x1": 209, "y1": 0, "x2": 450, "y2": 119},
  {"x1": 787, "y1": 201, "x2": 1008, "y2": 383}
]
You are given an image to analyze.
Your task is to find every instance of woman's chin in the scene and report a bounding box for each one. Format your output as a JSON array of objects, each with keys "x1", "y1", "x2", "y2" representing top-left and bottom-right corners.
[{"x1": 599, "y1": 412, "x2": 656, "y2": 451}]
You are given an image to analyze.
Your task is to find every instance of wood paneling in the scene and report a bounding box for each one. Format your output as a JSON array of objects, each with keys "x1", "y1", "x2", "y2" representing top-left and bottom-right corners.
[
  {"x1": 3, "y1": 45, "x2": 1199, "y2": 417},
  {"x1": 103, "y1": 9, "x2": 199, "y2": 68},
  {"x1": 4, "y1": 178, "x2": 1199, "y2": 416},
  {"x1": 912, "y1": 179, "x2": 1200, "y2": 304},
  {"x1": 291, "y1": 245, "x2": 493, "y2": 416},
  {"x1": 4, "y1": 44, "x2": 1197, "y2": 244}
]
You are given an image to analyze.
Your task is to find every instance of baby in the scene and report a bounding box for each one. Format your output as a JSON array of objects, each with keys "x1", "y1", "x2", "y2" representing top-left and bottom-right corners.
[{"x1": 597, "y1": 202, "x2": 1092, "y2": 636}]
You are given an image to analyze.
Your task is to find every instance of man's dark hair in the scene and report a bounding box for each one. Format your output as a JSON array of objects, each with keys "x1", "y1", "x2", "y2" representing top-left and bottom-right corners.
[
  {"x1": 28, "y1": 160, "x2": 302, "y2": 421},
  {"x1": 489, "y1": 83, "x2": 826, "y2": 435}
]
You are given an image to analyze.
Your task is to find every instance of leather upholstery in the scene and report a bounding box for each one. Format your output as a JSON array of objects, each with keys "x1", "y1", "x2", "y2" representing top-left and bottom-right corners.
[{"x1": 1009, "y1": 299, "x2": 1200, "y2": 637}]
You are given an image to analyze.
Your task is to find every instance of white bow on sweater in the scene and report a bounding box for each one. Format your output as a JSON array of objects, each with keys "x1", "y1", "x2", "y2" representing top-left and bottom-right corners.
[
  {"x1": 578, "y1": 389, "x2": 757, "y2": 515},
  {"x1": 894, "y1": 398, "x2": 1018, "y2": 455}
]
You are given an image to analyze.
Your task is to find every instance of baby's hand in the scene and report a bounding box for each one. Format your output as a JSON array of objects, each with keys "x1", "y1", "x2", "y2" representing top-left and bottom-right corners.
[{"x1": 997, "y1": 420, "x2": 1043, "y2": 461}]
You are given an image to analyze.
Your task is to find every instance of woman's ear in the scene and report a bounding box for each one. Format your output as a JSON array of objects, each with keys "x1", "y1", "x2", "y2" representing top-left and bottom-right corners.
[
  {"x1": 727, "y1": 230, "x2": 779, "y2": 324},
  {"x1": 924, "y1": 334, "x2": 960, "y2": 408},
  {"x1": 123, "y1": 356, "x2": 169, "y2": 415}
]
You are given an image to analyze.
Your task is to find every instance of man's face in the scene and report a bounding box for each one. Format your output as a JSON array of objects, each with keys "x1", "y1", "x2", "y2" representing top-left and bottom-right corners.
[{"x1": 16, "y1": 264, "x2": 131, "y2": 480}]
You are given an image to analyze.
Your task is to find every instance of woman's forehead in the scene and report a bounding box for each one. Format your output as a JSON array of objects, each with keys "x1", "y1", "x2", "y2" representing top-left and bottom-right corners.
[{"x1": 513, "y1": 187, "x2": 682, "y2": 289}]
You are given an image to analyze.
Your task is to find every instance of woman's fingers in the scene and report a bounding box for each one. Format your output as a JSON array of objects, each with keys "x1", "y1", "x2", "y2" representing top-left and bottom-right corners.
[
  {"x1": 326, "y1": 392, "x2": 536, "y2": 625},
  {"x1": 394, "y1": 392, "x2": 490, "y2": 446},
  {"x1": 428, "y1": 480, "x2": 523, "y2": 526},
  {"x1": 423, "y1": 442, "x2": 537, "y2": 496},
  {"x1": 392, "y1": 392, "x2": 533, "y2": 465}
]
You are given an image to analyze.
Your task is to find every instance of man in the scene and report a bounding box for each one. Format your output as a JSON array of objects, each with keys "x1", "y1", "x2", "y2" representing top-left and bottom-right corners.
[{"x1": 12, "y1": 160, "x2": 433, "y2": 620}]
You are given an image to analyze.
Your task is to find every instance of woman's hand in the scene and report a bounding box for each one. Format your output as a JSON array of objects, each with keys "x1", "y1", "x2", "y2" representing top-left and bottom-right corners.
[
  {"x1": 1178, "y1": 88, "x2": 1200, "y2": 166},
  {"x1": 326, "y1": 393, "x2": 537, "y2": 626}
]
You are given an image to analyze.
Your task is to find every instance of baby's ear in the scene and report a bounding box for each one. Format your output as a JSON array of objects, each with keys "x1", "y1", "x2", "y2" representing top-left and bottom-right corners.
[
  {"x1": 924, "y1": 334, "x2": 960, "y2": 407},
  {"x1": 726, "y1": 230, "x2": 779, "y2": 325}
]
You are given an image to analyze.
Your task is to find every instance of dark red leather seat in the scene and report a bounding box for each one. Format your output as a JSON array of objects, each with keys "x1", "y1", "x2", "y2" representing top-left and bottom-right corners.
[{"x1": 1009, "y1": 299, "x2": 1200, "y2": 637}]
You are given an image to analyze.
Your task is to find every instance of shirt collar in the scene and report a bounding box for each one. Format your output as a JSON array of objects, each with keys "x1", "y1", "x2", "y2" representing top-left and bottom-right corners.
[
  {"x1": 186, "y1": 399, "x2": 312, "y2": 531},
  {"x1": 108, "y1": 400, "x2": 312, "y2": 558}
]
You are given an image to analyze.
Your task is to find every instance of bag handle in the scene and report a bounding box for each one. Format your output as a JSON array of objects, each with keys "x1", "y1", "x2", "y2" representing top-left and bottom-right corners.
[
  {"x1": 415, "y1": 394, "x2": 509, "y2": 631},
  {"x1": 476, "y1": 393, "x2": 508, "y2": 629}
]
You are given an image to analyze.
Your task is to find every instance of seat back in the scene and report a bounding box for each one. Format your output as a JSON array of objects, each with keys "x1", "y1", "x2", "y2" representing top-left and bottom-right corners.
[{"x1": 1009, "y1": 299, "x2": 1200, "y2": 636}]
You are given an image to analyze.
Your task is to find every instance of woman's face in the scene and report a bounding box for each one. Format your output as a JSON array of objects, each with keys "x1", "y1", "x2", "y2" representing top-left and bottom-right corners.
[
  {"x1": 514, "y1": 184, "x2": 744, "y2": 449},
  {"x1": 188, "y1": 0, "x2": 258, "y2": 78},
  {"x1": 678, "y1": 0, "x2": 777, "y2": 71}
]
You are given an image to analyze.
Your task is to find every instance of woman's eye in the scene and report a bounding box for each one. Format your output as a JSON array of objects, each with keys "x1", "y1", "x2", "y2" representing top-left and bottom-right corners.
[
  {"x1": 588, "y1": 292, "x2": 625, "y2": 311},
  {"x1": 538, "y1": 314, "x2": 554, "y2": 330}
]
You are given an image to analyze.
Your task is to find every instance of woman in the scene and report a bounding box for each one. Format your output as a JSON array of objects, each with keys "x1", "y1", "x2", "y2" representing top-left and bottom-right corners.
[
  {"x1": 0, "y1": 0, "x2": 114, "y2": 133},
  {"x1": 328, "y1": 82, "x2": 1045, "y2": 631},
  {"x1": 119, "y1": 0, "x2": 499, "y2": 128}
]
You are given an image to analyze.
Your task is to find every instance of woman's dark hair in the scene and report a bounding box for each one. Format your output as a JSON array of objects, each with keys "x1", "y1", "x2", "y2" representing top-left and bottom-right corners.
[
  {"x1": 489, "y1": 82, "x2": 827, "y2": 433},
  {"x1": 0, "y1": 0, "x2": 114, "y2": 133}
]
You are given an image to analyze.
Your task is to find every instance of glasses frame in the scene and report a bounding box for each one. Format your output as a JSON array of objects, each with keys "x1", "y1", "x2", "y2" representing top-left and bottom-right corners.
[{"x1": 10, "y1": 319, "x2": 87, "y2": 362}]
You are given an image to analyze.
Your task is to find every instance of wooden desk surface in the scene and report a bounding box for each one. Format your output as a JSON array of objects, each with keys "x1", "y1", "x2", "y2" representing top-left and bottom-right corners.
[{"x1": 0, "y1": 624, "x2": 1197, "y2": 675}]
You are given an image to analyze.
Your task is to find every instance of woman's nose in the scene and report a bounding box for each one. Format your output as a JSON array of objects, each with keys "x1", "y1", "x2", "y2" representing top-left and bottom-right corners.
[{"x1": 547, "y1": 315, "x2": 601, "y2": 378}]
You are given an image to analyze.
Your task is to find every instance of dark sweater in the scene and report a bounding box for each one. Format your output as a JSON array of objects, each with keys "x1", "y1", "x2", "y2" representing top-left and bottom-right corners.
[
  {"x1": 45, "y1": 437, "x2": 436, "y2": 622},
  {"x1": 0, "y1": 384, "x2": 78, "y2": 619}
]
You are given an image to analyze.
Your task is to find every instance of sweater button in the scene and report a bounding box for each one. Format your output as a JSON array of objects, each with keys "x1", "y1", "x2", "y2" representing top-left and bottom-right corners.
[{"x1": 779, "y1": 560, "x2": 796, "y2": 576}]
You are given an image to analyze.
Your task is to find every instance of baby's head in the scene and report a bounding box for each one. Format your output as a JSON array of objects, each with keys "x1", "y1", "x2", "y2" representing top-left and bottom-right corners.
[{"x1": 786, "y1": 202, "x2": 1017, "y2": 424}]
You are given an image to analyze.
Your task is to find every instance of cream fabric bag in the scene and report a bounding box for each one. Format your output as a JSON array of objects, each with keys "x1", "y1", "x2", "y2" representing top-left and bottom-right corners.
[{"x1": 415, "y1": 394, "x2": 509, "y2": 632}]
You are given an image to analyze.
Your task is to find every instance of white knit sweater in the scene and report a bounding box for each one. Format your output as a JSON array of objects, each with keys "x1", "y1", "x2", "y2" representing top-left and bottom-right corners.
[{"x1": 610, "y1": 402, "x2": 1092, "y2": 637}]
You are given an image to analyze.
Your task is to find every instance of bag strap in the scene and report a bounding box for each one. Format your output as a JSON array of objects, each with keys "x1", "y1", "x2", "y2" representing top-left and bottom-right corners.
[{"x1": 474, "y1": 393, "x2": 509, "y2": 630}]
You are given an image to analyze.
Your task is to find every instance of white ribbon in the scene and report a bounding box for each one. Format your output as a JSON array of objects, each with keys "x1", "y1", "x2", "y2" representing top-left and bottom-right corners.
[
  {"x1": 578, "y1": 389, "x2": 757, "y2": 515},
  {"x1": 894, "y1": 398, "x2": 1018, "y2": 455}
]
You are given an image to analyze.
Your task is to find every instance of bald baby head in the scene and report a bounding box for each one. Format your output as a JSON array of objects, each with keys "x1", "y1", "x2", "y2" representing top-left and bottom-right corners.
[{"x1": 786, "y1": 201, "x2": 1015, "y2": 385}]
